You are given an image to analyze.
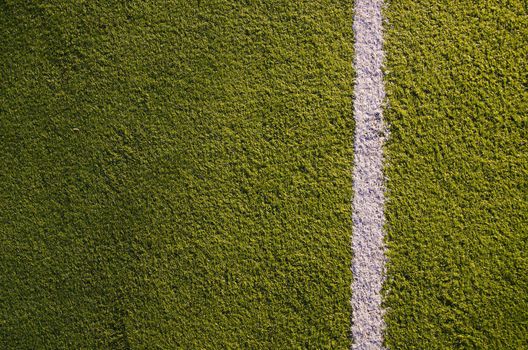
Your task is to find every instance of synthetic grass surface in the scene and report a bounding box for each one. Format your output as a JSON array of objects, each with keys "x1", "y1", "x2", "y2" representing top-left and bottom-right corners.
[
  {"x1": 0, "y1": 1, "x2": 355, "y2": 348},
  {"x1": 383, "y1": 1, "x2": 527, "y2": 348}
]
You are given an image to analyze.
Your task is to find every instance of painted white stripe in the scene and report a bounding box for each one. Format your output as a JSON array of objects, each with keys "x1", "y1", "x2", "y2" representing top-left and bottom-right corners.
[{"x1": 351, "y1": 0, "x2": 387, "y2": 349}]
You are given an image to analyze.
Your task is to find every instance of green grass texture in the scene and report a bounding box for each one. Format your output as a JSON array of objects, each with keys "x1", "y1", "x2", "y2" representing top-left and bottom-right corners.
[
  {"x1": 383, "y1": 0, "x2": 527, "y2": 348},
  {"x1": 0, "y1": 1, "x2": 354, "y2": 348}
]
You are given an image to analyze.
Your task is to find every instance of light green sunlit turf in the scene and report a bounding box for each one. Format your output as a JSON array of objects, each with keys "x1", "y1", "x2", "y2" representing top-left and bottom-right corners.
[
  {"x1": 383, "y1": 1, "x2": 527, "y2": 348},
  {"x1": 0, "y1": 1, "x2": 354, "y2": 348}
]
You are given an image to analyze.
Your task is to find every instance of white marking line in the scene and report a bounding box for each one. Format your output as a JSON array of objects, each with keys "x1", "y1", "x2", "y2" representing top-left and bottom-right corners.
[{"x1": 351, "y1": 0, "x2": 387, "y2": 349}]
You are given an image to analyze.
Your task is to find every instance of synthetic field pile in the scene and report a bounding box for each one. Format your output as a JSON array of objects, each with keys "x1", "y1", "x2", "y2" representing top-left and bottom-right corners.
[
  {"x1": 384, "y1": 0, "x2": 527, "y2": 348},
  {"x1": 1, "y1": 0, "x2": 527, "y2": 349},
  {"x1": 1, "y1": 2, "x2": 354, "y2": 348}
]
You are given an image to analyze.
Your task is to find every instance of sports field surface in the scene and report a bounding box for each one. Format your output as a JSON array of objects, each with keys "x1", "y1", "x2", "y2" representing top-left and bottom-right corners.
[
  {"x1": 1, "y1": 0, "x2": 526, "y2": 349},
  {"x1": 1, "y1": 2, "x2": 355, "y2": 348},
  {"x1": 384, "y1": 1, "x2": 527, "y2": 348}
]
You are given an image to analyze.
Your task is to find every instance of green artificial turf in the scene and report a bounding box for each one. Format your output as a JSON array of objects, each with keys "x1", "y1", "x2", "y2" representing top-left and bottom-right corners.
[
  {"x1": 383, "y1": 0, "x2": 527, "y2": 348},
  {"x1": 0, "y1": 1, "x2": 355, "y2": 348}
]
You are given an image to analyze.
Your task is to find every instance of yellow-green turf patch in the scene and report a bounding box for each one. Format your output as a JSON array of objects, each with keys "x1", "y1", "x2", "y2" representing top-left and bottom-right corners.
[
  {"x1": 0, "y1": 1, "x2": 354, "y2": 348},
  {"x1": 384, "y1": 0, "x2": 527, "y2": 348}
]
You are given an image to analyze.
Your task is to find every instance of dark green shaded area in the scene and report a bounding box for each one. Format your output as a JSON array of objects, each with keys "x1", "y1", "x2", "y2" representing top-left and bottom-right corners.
[
  {"x1": 384, "y1": 1, "x2": 527, "y2": 348},
  {"x1": 0, "y1": 1, "x2": 354, "y2": 348}
]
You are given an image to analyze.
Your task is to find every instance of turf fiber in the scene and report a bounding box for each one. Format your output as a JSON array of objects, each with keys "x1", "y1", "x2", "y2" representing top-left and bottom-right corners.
[
  {"x1": 0, "y1": 1, "x2": 354, "y2": 348},
  {"x1": 383, "y1": 1, "x2": 527, "y2": 348}
]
